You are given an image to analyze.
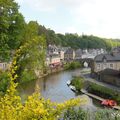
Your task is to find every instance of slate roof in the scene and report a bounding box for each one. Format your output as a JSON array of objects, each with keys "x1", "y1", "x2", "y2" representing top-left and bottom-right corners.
[
  {"x1": 94, "y1": 53, "x2": 120, "y2": 62},
  {"x1": 99, "y1": 68, "x2": 120, "y2": 76},
  {"x1": 65, "y1": 49, "x2": 74, "y2": 54},
  {"x1": 75, "y1": 49, "x2": 82, "y2": 54}
]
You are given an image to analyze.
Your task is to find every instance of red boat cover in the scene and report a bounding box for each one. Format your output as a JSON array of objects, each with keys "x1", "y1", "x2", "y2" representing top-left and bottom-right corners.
[{"x1": 101, "y1": 100, "x2": 117, "y2": 106}]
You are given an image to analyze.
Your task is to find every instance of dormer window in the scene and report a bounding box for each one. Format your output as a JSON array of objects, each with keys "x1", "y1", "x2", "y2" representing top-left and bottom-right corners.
[
  {"x1": 102, "y1": 56, "x2": 107, "y2": 63},
  {"x1": 103, "y1": 58, "x2": 106, "y2": 62},
  {"x1": 103, "y1": 63, "x2": 107, "y2": 69}
]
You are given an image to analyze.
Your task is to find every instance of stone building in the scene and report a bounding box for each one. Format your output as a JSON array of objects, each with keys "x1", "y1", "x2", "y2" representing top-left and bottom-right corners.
[
  {"x1": 93, "y1": 53, "x2": 120, "y2": 73},
  {"x1": 99, "y1": 69, "x2": 120, "y2": 87},
  {"x1": 64, "y1": 48, "x2": 75, "y2": 61},
  {"x1": 92, "y1": 53, "x2": 120, "y2": 87}
]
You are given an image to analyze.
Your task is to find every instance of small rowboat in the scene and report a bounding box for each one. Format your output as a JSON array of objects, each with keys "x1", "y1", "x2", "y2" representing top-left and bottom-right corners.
[
  {"x1": 66, "y1": 80, "x2": 71, "y2": 85},
  {"x1": 69, "y1": 85, "x2": 76, "y2": 91},
  {"x1": 101, "y1": 99, "x2": 117, "y2": 107}
]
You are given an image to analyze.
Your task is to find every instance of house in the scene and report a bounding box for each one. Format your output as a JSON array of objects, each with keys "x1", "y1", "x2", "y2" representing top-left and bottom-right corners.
[
  {"x1": 45, "y1": 55, "x2": 51, "y2": 66},
  {"x1": 49, "y1": 54, "x2": 61, "y2": 68},
  {"x1": 59, "y1": 50, "x2": 64, "y2": 61},
  {"x1": 75, "y1": 49, "x2": 82, "y2": 60},
  {"x1": 112, "y1": 47, "x2": 120, "y2": 53},
  {"x1": 98, "y1": 69, "x2": 120, "y2": 87},
  {"x1": 64, "y1": 48, "x2": 75, "y2": 61},
  {"x1": 82, "y1": 49, "x2": 88, "y2": 54},
  {"x1": 47, "y1": 44, "x2": 59, "y2": 55},
  {"x1": 93, "y1": 53, "x2": 120, "y2": 73},
  {"x1": 0, "y1": 62, "x2": 10, "y2": 71},
  {"x1": 92, "y1": 53, "x2": 120, "y2": 87}
]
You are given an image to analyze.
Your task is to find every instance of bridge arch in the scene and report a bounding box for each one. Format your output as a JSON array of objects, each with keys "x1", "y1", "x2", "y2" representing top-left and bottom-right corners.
[{"x1": 75, "y1": 58, "x2": 94, "y2": 68}]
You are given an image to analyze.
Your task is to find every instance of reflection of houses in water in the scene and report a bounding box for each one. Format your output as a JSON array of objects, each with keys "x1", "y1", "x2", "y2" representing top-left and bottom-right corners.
[
  {"x1": 35, "y1": 78, "x2": 47, "y2": 92},
  {"x1": 43, "y1": 78, "x2": 47, "y2": 91}
]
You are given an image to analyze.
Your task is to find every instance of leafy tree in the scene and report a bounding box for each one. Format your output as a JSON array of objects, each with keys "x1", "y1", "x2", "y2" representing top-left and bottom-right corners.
[
  {"x1": 0, "y1": 40, "x2": 84, "y2": 120},
  {"x1": 0, "y1": 0, "x2": 25, "y2": 61},
  {"x1": 15, "y1": 21, "x2": 46, "y2": 83}
]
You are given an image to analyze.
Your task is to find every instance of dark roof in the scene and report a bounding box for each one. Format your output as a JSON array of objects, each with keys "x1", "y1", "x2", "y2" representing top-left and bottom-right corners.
[
  {"x1": 65, "y1": 49, "x2": 74, "y2": 54},
  {"x1": 75, "y1": 49, "x2": 82, "y2": 54},
  {"x1": 112, "y1": 47, "x2": 120, "y2": 52},
  {"x1": 94, "y1": 53, "x2": 120, "y2": 62},
  {"x1": 99, "y1": 69, "x2": 120, "y2": 76}
]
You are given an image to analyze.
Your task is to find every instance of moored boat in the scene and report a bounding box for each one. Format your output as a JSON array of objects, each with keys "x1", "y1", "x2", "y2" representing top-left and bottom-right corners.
[
  {"x1": 101, "y1": 99, "x2": 117, "y2": 107},
  {"x1": 69, "y1": 85, "x2": 76, "y2": 91},
  {"x1": 66, "y1": 80, "x2": 71, "y2": 85}
]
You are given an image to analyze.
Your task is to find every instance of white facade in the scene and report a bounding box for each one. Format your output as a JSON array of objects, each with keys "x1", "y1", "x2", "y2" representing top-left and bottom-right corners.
[
  {"x1": 50, "y1": 57, "x2": 61, "y2": 64},
  {"x1": 59, "y1": 51, "x2": 64, "y2": 60},
  {"x1": 0, "y1": 62, "x2": 10, "y2": 71},
  {"x1": 94, "y1": 62, "x2": 120, "y2": 72}
]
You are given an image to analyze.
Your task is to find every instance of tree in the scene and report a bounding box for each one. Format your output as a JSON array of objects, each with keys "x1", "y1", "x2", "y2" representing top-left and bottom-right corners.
[
  {"x1": 0, "y1": 0, "x2": 25, "y2": 61},
  {"x1": 0, "y1": 38, "x2": 84, "y2": 120},
  {"x1": 15, "y1": 21, "x2": 46, "y2": 83}
]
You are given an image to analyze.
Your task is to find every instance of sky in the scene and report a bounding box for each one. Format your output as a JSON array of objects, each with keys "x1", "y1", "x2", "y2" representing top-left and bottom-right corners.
[{"x1": 15, "y1": 0, "x2": 120, "y2": 38}]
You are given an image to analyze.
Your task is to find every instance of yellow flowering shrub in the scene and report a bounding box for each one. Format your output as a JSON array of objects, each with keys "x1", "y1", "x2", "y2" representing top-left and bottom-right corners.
[{"x1": 0, "y1": 42, "x2": 86, "y2": 120}]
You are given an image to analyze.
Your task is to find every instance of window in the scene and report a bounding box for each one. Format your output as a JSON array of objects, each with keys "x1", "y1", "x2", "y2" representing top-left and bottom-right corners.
[
  {"x1": 110, "y1": 64, "x2": 113, "y2": 69},
  {"x1": 103, "y1": 63, "x2": 107, "y2": 69},
  {"x1": 97, "y1": 64, "x2": 100, "y2": 70}
]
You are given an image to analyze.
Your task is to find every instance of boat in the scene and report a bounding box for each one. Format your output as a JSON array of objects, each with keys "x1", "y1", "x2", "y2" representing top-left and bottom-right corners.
[
  {"x1": 66, "y1": 80, "x2": 71, "y2": 85},
  {"x1": 69, "y1": 85, "x2": 76, "y2": 91},
  {"x1": 101, "y1": 99, "x2": 117, "y2": 107}
]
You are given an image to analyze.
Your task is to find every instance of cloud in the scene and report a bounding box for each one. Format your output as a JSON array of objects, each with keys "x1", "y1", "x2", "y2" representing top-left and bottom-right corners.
[
  {"x1": 16, "y1": 0, "x2": 93, "y2": 12},
  {"x1": 15, "y1": 0, "x2": 120, "y2": 38}
]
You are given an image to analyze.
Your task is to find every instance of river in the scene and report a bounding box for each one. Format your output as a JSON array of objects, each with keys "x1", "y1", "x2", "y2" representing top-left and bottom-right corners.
[{"x1": 18, "y1": 68, "x2": 100, "y2": 111}]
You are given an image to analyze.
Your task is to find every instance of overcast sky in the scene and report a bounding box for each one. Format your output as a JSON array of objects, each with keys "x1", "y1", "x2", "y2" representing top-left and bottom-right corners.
[{"x1": 15, "y1": 0, "x2": 120, "y2": 38}]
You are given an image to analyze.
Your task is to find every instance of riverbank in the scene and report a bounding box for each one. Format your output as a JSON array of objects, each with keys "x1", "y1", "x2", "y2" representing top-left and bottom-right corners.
[
  {"x1": 87, "y1": 82, "x2": 120, "y2": 105},
  {"x1": 18, "y1": 61, "x2": 83, "y2": 86},
  {"x1": 69, "y1": 72, "x2": 120, "y2": 106},
  {"x1": 18, "y1": 69, "x2": 82, "y2": 102},
  {"x1": 81, "y1": 89, "x2": 120, "y2": 110}
]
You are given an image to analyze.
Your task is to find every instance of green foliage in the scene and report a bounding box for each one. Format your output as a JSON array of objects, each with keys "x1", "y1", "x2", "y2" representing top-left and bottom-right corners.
[
  {"x1": 71, "y1": 76, "x2": 84, "y2": 91},
  {"x1": 64, "y1": 62, "x2": 81, "y2": 70},
  {"x1": 0, "y1": 71, "x2": 9, "y2": 93},
  {"x1": 19, "y1": 70, "x2": 36, "y2": 84},
  {"x1": 0, "y1": 0, "x2": 25, "y2": 61},
  {"x1": 63, "y1": 107, "x2": 88, "y2": 120},
  {"x1": 15, "y1": 21, "x2": 46, "y2": 83},
  {"x1": 0, "y1": 45, "x2": 84, "y2": 120},
  {"x1": 88, "y1": 83, "x2": 120, "y2": 104},
  {"x1": 38, "y1": 25, "x2": 120, "y2": 50},
  {"x1": 63, "y1": 107, "x2": 120, "y2": 120}
]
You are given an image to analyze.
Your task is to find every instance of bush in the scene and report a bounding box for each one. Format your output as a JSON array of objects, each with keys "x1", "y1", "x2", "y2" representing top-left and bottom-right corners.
[
  {"x1": 64, "y1": 62, "x2": 81, "y2": 70},
  {"x1": 0, "y1": 41, "x2": 84, "y2": 120},
  {"x1": 71, "y1": 76, "x2": 84, "y2": 91},
  {"x1": 20, "y1": 70, "x2": 37, "y2": 84},
  {"x1": 63, "y1": 107, "x2": 120, "y2": 120},
  {"x1": 63, "y1": 107, "x2": 88, "y2": 120},
  {"x1": 88, "y1": 83, "x2": 120, "y2": 104},
  {"x1": 0, "y1": 71, "x2": 9, "y2": 93}
]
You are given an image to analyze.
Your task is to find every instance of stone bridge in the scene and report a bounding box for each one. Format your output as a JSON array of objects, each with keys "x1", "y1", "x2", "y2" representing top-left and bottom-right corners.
[{"x1": 75, "y1": 58, "x2": 94, "y2": 68}]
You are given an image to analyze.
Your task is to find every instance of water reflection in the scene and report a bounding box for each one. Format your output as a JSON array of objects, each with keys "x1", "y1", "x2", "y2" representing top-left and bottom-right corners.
[{"x1": 18, "y1": 68, "x2": 98, "y2": 110}]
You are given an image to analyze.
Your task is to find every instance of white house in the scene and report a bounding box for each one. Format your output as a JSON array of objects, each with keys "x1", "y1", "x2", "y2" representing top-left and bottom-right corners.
[{"x1": 0, "y1": 62, "x2": 10, "y2": 71}]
